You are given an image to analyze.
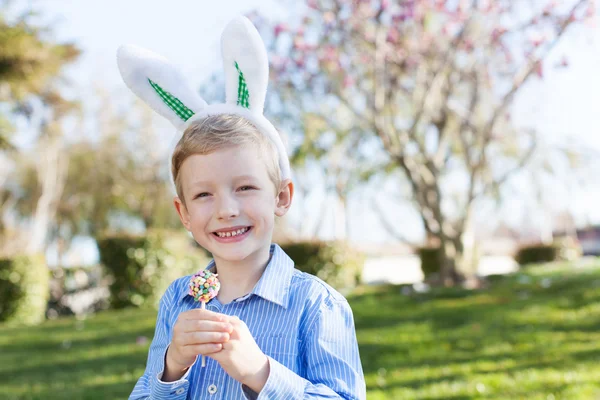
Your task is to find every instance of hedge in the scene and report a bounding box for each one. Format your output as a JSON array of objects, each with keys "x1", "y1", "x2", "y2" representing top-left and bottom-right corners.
[
  {"x1": 97, "y1": 229, "x2": 209, "y2": 309},
  {"x1": 0, "y1": 254, "x2": 48, "y2": 325},
  {"x1": 515, "y1": 238, "x2": 581, "y2": 266},
  {"x1": 280, "y1": 241, "x2": 364, "y2": 292},
  {"x1": 417, "y1": 247, "x2": 442, "y2": 280}
]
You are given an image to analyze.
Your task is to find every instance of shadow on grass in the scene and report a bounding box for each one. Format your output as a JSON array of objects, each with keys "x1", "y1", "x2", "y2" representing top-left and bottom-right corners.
[
  {"x1": 1, "y1": 325, "x2": 155, "y2": 355},
  {"x1": 353, "y1": 266, "x2": 600, "y2": 398},
  {"x1": 0, "y1": 307, "x2": 159, "y2": 399},
  {"x1": 2, "y1": 352, "x2": 146, "y2": 383},
  {"x1": 1, "y1": 380, "x2": 138, "y2": 400},
  {"x1": 2, "y1": 265, "x2": 600, "y2": 399}
]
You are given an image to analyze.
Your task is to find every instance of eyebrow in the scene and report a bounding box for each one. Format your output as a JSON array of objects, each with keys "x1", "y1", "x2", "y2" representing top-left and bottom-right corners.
[{"x1": 189, "y1": 175, "x2": 258, "y2": 187}]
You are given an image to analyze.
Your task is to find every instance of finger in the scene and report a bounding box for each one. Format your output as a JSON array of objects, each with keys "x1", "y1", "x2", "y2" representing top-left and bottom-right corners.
[
  {"x1": 183, "y1": 342, "x2": 223, "y2": 356},
  {"x1": 181, "y1": 331, "x2": 230, "y2": 345},
  {"x1": 180, "y1": 308, "x2": 226, "y2": 322},
  {"x1": 181, "y1": 320, "x2": 233, "y2": 334},
  {"x1": 225, "y1": 315, "x2": 243, "y2": 325}
]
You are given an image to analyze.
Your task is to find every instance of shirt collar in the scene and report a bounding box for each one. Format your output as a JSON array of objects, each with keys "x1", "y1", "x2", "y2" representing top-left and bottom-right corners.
[{"x1": 179, "y1": 244, "x2": 295, "y2": 309}]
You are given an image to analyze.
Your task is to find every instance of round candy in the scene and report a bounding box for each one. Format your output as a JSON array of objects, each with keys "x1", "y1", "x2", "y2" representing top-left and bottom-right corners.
[{"x1": 188, "y1": 270, "x2": 220, "y2": 303}]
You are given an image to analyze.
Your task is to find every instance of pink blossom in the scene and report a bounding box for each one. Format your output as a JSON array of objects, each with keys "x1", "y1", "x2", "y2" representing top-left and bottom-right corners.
[
  {"x1": 392, "y1": 13, "x2": 405, "y2": 24},
  {"x1": 343, "y1": 75, "x2": 354, "y2": 88},
  {"x1": 294, "y1": 36, "x2": 307, "y2": 50},
  {"x1": 585, "y1": 3, "x2": 596, "y2": 18},
  {"x1": 557, "y1": 56, "x2": 569, "y2": 67},
  {"x1": 323, "y1": 45, "x2": 337, "y2": 61},
  {"x1": 529, "y1": 32, "x2": 545, "y2": 47},
  {"x1": 535, "y1": 61, "x2": 544, "y2": 78},
  {"x1": 274, "y1": 23, "x2": 288, "y2": 37},
  {"x1": 463, "y1": 38, "x2": 474, "y2": 52},
  {"x1": 324, "y1": 11, "x2": 335, "y2": 24}
]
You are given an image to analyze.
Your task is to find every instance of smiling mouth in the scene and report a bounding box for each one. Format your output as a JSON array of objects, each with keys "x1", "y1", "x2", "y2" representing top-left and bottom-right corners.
[{"x1": 212, "y1": 227, "x2": 252, "y2": 238}]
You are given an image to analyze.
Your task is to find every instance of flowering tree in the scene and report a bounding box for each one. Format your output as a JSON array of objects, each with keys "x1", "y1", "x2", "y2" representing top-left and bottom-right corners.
[{"x1": 256, "y1": 0, "x2": 595, "y2": 284}]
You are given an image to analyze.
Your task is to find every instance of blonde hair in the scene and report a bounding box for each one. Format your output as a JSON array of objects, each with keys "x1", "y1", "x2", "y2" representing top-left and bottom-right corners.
[{"x1": 171, "y1": 114, "x2": 281, "y2": 206}]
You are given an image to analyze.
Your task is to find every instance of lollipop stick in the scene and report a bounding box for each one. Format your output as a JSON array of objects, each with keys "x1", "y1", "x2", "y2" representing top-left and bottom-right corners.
[
  {"x1": 201, "y1": 301, "x2": 207, "y2": 367},
  {"x1": 189, "y1": 270, "x2": 219, "y2": 369}
]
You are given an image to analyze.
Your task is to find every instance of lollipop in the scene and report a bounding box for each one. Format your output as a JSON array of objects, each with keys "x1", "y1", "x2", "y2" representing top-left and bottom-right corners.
[{"x1": 188, "y1": 270, "x2": 221, "y2": 367}]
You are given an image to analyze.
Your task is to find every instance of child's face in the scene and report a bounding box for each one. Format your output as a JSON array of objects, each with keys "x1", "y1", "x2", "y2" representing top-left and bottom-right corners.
[{"x1": 174, "y1": 145, "x2": 292, "y2": 264}]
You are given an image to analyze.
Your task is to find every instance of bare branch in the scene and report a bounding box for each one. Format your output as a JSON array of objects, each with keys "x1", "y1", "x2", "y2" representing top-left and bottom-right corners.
[
  {"x1": 475, "y1": 130, "x2": 538, "y2": 200},
  {"x1": 405, "y1": 17, "x2": 474, "y2": 155},
  {"x1": 370, "y1": 197, "x2": 420, "y2": 247}
]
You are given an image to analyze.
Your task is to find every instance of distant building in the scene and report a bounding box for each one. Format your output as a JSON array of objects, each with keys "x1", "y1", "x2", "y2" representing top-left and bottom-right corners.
[{"x1": 576, "y1": 226, "x2": 600, "y2": 256}]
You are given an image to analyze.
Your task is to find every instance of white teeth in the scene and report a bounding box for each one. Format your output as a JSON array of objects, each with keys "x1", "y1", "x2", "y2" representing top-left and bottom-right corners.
[{"x1": 216, "y1": 227, "x2": 249, "y2": 238}]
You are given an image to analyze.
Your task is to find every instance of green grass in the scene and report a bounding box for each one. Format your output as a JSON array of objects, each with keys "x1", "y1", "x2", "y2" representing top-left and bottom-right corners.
[{"x1": 2, "y1": 261, "x2": 600, "y2": 399}]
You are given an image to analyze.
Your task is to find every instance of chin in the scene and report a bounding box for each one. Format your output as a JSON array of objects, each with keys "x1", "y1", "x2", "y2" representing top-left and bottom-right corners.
[{"x1": 214, "y1": 247, "x2": 256, "y2": 262}]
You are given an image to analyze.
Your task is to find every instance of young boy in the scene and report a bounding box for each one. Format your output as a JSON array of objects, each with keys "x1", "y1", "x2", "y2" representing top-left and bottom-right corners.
[{"x1": 118, "y1": 16, "x2": 366, "y2": 400}]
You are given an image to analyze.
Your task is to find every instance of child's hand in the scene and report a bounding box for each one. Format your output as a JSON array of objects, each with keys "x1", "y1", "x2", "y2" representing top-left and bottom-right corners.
[
  {"x1": 163, "y1": 309, "x2": 233, "y2": 381},
  {"x1": 209, "y1": 316, "x2": 270, "y2": 393}
]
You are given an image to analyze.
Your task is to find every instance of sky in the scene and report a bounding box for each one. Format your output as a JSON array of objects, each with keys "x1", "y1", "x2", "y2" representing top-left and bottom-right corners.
[{"x1": 8, "y1": 0, "x2": 600, "y2": 264}]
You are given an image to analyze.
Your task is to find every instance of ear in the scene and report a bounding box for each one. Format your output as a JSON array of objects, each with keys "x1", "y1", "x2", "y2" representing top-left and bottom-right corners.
[
  {"x1": 275, "y1": 179, "x2": 294, "y2": 217},
  {"x1": 173, "y1": 196, "x2": 192, "y2": 231},
  {"x1": 221, "y1": 16, "x2": 269, "y2": 113},
  {"x1": 117, "y1": 44, "x2": 207, "y2": 130}
]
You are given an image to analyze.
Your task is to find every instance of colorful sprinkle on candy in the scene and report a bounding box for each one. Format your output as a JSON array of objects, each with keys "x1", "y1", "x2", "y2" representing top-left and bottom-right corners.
[{"x1": 188, "y1": 270, "x2": 220, "y2": 303}]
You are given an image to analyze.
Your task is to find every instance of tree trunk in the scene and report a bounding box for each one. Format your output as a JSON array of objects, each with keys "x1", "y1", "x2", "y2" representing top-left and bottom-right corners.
[
  {"x1": 311, "y1": 192, "x2": 330, "y2": 239},
  {"x1": 28, "y1": 134, "x2": 68, "y2": 254},
  {"x1": 438, "y1": 235, "x2": 466, "y2": 286}
]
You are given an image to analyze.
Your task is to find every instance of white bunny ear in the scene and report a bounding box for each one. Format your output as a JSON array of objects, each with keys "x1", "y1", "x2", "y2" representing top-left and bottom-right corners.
[
  {"x1": 117, "y1": 44, "x2": 207, "y2": 130},
  {"x1": 221, "y1": 16, "x2": 269, "y2": 114}
]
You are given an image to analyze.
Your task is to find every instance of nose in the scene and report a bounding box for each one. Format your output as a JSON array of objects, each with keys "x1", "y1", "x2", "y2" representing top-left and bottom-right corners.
[{"x1": 216, "y1": 194, "x2": 239, "y2": 220}]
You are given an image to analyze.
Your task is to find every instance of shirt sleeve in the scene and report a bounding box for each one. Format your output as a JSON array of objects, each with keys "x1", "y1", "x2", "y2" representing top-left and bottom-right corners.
[
  {"x1": 242, "y1": 295, "x2": 366, "y2": 400},
  {"x1": 129, "y1": 280, "x2": 194, "y2": 400}
]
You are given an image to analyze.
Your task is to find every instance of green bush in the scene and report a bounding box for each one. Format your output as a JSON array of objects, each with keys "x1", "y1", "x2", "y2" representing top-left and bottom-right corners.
[
  {"x1": 280, "y1": 241, "x2": 364, "y2": 292},
  {"x1": 0, "y1": 254, "x2": 48, "y2": 325},
  {"x1": 515, "y1": 238, "x2": 582, "y2": 266},
  {"x1": 417, "y1": 246, "x2": 442, "y2": 279},
  {"x1": 97, "y1": 229, "x2": 209, "y2": 309},
  {"x1": 516, "y1": 244, "x2": 558, "y2": 266}
]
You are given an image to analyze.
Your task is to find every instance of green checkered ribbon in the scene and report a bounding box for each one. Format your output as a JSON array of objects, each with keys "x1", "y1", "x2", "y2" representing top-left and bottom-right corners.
[
  {"x1": 234, "y1": 62, "x2": 250, "y2": 108},
  {"x1": 148, "y1": 78, "x2": 195, "y2": 121}
]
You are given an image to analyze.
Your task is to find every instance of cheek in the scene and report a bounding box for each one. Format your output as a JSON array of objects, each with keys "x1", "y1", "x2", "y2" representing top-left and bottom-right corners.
[
  {"x1": 187, "y1": 204, "x2": 212, "y2": 223},
  {"x1": 242, "y1": 198, "x2": 275, "y2": 221}
]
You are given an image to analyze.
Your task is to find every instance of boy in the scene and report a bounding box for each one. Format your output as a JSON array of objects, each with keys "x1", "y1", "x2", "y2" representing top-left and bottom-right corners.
[{"x1": 118, "y1": 16, "x2": 366, "y2": 400}]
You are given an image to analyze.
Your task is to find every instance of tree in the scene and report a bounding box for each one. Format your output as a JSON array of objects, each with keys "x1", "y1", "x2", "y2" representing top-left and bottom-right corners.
[
  {"x1": 0, "y1": 8, "x2": 79, "y2": 149},
  {"x1": 14, "y1": 90, "x2": 182, "y2": 256},
  {"x1": 0, "y1": 5, "x2": 80, "y2": 255},
  {"x1": 256, "y1": 0, "x2": 594, "y2": 285}
]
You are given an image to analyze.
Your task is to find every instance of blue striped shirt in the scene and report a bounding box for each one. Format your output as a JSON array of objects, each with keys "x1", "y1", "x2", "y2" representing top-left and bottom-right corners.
[{"x1": 129, "y1": 244, "x2": 366, "y2": 399}]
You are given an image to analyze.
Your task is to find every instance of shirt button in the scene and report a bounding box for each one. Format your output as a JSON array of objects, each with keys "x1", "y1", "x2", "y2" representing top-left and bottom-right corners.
[
  {"x1": 175, "y1": 388, "x2": 185, "y2": 395},
  {"x1": 208, "y1": 384, "x2": 218, "y2": 394}
]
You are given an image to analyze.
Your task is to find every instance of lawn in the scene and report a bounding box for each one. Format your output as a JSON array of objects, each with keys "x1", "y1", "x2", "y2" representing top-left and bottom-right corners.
[{"x1": 1, "y1": 261, "x2": 600, "y2": 399}]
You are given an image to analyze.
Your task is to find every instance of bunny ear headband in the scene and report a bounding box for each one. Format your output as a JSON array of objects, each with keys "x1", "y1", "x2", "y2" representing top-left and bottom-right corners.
[{"x1": 116, "y1": 15, "x2": 291, "y2": 181}]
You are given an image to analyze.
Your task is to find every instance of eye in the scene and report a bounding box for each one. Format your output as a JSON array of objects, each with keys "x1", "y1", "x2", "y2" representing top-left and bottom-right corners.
[
  {"x1": 194, "y1": 192, "x2": 210, "y2": 199},
  {"x1": 239, "y1": 185, "x2": 256, "y2": 191}
]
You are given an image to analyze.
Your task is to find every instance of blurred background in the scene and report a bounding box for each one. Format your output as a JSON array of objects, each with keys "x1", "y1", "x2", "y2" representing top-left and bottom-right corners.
[{"x1": 1, "y1": 0, "x2": 600, "y2": 399}]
